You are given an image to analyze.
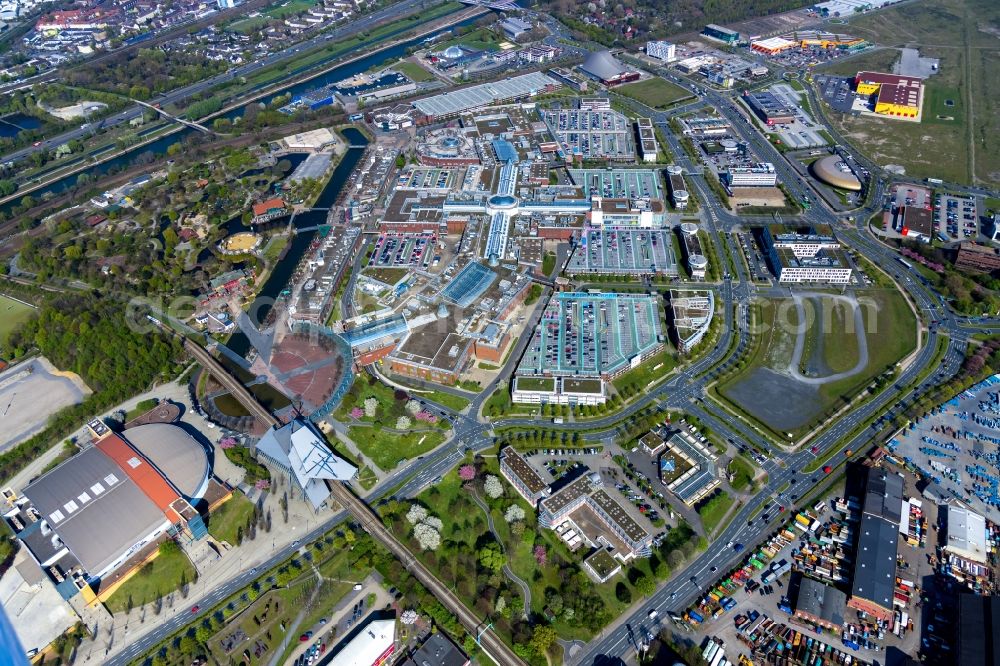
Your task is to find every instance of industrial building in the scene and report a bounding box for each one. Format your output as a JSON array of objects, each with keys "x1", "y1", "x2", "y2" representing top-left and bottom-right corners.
[
  {"x1": 255, "y1": 419, "x2": 357, "y2": 510},
  {"x1": 761, "y1": 226, "x2": 853, "y2": 284},
  {"x1": 893, "y1": 205, "x2": 934, "y2": 243},
  {"x1": 848, "y1": 469, "x2": 903, "y2": 621},
  {"x1": 538, "y1": 470, "x2": 652, "y2": 561},
  {"x1": 577, "y1": 50, "x2": 639, "y2": 87},
  {"x1": 646, "y1": 40, "x2": 675, "y2": 62},
  {"x1": 793, "y1": 576, "x2": 848, "y2": 630},
  {"x1": 854, "y1": 71, "x2": 924, "y2": 121},
  {"x1": 750, "y1": 36, "x2": 798, "y2": 56},
  {"x1": 500, "y1": 17, "x2": 531, "y2": 40},
  {"x1": 701, "y1": 24, "x2": 739, "y2": 45},
  {"x1": 945, "y1": 505, "x2": 989, "y2": 565},
  {"x1": 8, "y1": 424, "x2": 211, "y2": 598},
  {"x1": 743, "y1": 91, "x2": 797, "y2": 125}
]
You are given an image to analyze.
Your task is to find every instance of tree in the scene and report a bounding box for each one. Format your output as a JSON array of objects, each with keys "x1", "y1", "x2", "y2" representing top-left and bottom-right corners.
[
  {"x1": 396, "y1": 415, "x2": 412, "y2": 430},
  {"x1": 667, "y1": 549, "x2": 685, "y2": 569},
  {"x1": 615, "y1": 581, "x2": 632, "y2": 603},
  {"x1": 478, "y1": 542, "x2": 506, "y2": 572},
  {"x1": 504, "y1": 504, "x2": 525, "y2": 523},
  {"x1": 406, "y1": 503, "x2": 429, "y2": 525},
  {"x1": 405, "y1": 399, "x2": 421, "y2": 414},
  {"x1": 484, "y1": 474, "x2": 503, "y2": 499},
  {"x1": 413, "y1": 523, "x2": 441, "y2": 550},
  {"x1": 529, "y1": 625, "x2": 557, "y2": 656},
  {"x1": 363, "y1": 397, "x2": 379, "y2": 417},
  {"x1": 634, "y1": 574, "x2": 655, "y2": 597},
  {"x1": 458, "y1": 464, "x2": 476, "y2": 481}
]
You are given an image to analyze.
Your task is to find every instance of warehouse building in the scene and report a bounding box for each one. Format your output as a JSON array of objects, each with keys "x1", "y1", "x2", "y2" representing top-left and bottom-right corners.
[
  {"x1": 750, "y1": 36, "x2": 798, "y2": 56},
  {"x1": 743, "y1": 91, "x2": 796, "y2": 125},
  {"x1": 945, "y1": 505, "x2": 989, "y2": 565},
  {"x1": 794, "y1": 576, "x2": 848, "y2": 630},
  {"x1": 848, "y1": 469, "x2": 903, "y2": 621},
  {"x1": 327, "y1": 617, "x2": 397, "y2": 666},
  {"x1": 854, "y1": 71, "x2": 924, "y2": 121},
  {"x1": 701, "y1": 24, "x2": 739, "y2": 45},
  {"x1": 412, "y1": 72, "x2": 560, "y2": 121}
]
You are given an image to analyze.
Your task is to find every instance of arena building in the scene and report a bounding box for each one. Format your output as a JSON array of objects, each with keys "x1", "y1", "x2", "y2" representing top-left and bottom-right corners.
[
  {"x1": 577, "y1": 50, "x2": 640, "y2": 87},
  {"x1": 855, "y1": 71, "x2": 924, "y2": 121},
  {"x1": 8, "y1": 424, "x2": 211, "y2": 597},
  {"x1": 810, "y1": 155, "x2": 862, "y2": 191}
]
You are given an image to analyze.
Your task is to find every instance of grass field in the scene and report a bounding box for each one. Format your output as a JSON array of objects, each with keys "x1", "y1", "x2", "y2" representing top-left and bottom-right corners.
[
  {"x1": 815, "y1": 0, "x2": 1000, "y2": 186},
  {"x1": 617, "y1": 78, "x2": 691, "y2": 109},
  {"x1": 716, "y1": 289, "x2": 916, "y2": 439},
  {"x1": 728, "y1": 455, "x2": 757, "y2": 492},
  {"x1": 207, "y1": 491, "x2": 256, "y2": 545},
  {"x1": 347, "y1": 426, "x2": 445, "y2": 471},
  {"x1": 392, "y1": 60, "x2": 435, "y2": 82},
  {"x1": 418, "y1": 389, "x2": 470, "y2": 412},
  {"x1": 612, "y1": 347, "x2": 678, "y2": 397},
  {"x1": 697, "y1": 491, "x2": 734, "y2": 535},
  {"x1": 0, "y1": 294, "x2": 35, "y2": 349},
  {"x1": 105, "y1": 543, "x2": 196, "y2": 612},
  {"x1": 264, "y1": 0, "x2": 317, "y2": 19}
]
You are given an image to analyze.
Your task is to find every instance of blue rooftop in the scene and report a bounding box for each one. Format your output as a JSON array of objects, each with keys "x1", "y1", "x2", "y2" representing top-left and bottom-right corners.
[{"x1": 441, "y1": 262, "x2": 497, "y2": 308}]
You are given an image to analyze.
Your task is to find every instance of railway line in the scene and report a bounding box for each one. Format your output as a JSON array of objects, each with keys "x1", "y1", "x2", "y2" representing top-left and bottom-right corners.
[
  {"x1": 181, "y1": 339, "x2": 279, "y2": 429},
  {"x1": 328, "y1": 482, "x2": 528, "y2": 666}
]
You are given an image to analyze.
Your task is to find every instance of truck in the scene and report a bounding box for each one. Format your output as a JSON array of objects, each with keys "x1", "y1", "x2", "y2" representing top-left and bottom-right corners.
[
  {"x1": 722, "y1": 597, "x2": 738, "y2": 611},
  {"x1": 927, "y1": 177, "x2": 943, "y2": 185},
  {"x1": 688, "y1": 610, "x2": 704, "y2": 624}
]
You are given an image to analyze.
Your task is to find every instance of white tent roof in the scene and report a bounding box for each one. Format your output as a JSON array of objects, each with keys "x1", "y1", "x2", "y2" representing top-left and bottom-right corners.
[{"x1": 256, "y1": 420, "x2": 356, "y2": 509}]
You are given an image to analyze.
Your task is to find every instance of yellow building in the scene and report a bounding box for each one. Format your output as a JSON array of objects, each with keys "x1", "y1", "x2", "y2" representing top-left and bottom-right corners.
[{"x1": 854, "y1": 71, "x2": 924, "y2": 120}]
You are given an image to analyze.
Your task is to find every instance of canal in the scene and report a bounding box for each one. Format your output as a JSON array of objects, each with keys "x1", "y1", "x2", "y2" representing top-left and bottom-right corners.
[
  {"x1": 0, "y1": 12, "x2": 485, "y2": 217},
  {"x1": 226, "y1": 126, "x2": 369, "y2": 359}
]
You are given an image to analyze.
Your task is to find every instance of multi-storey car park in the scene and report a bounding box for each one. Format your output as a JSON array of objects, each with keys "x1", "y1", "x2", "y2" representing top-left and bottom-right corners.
[
  {"x1": 543, "y1": 104, "x2": 636, "y2": 161},
  {"x1": 566, "y1": 228, "x2": 679, "y2": 276},
  {"x1": 516, "y1": 292, "x2": 664, "y2": 379}
]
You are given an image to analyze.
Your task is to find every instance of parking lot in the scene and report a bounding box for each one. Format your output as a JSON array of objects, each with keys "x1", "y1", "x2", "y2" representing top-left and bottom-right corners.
[
  {"x1": 814, "y1": 75, "x2": 857, "y2": 114},
  {"x1": 935, "y1": 192, "x2": 979, "y2": 242},
  {"x1": 766, "y1": 84, "x2": 829, "y2": 148},
  {"x1": 396, "y1": 166, "x2": 454, "y2": 190},
  {"x1": 543, "y1": 108, "x2": 636, "y2": 161},
  {"x1": 886, "y1": 373, "x2": 1000, "y2": 523},
  {"x1": 367, "y1": 232, "x2": 438, "y2": 268},
  {"x1": 517, "y1": 293, "x2": 663, "y2": 377},
  {"x1": 569, "y1": 167, "x2": 663, "y2": 199},
  {"x1": 566, "y1": 228, "x2": 679, "y2": 276},
  {"x1": 734, "y1": 231, "x2": 771, "y2": 283}
]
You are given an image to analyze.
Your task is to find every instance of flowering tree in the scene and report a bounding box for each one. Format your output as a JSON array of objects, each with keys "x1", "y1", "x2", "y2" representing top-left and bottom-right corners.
[
  {"x1": 533, "y1": 545, "x2": 547, "y2": 566},
  {"x1": 504, "y1": 504, "x2": 525, "y2": 523},
  {"x1": 218, "y1": 437, "x2": 237, "y2": 449},
  {"x1": 349, "y1": 407, "x2": 364, "y2": 419},
  {"x1": 254, "y1": 479, "x2": 271, "y2": 490},
  {"x1": 415, "y1": 411, "x2": 438, "y2": 423},
  {"x1": 405, "y1": 399, "x2": 421, "y2": 415},
  {"x1": 406, "y1": 503, "x2": 429, "y2": 525},
  {"x1": 413, "y1": 523, "x2": 441, "y2": 551},
  {"x1": 396, "y1": 415, "x2": 412, "y2": 430},
  {"x1": 422, "y1": 515, "x2": 443, "y2": 531},
  {"x1": 400, "y1": 609, "x2": 418, "y2": 625},
  {"x1": 363, "y1": 397, "x2": 379, "y2": 417},
  {"x1": 484, "y1": 474, "x2": 503, "y2": 499},
  {"x1": 458, "y1": 464, "x2": 476, "y2": 481}
]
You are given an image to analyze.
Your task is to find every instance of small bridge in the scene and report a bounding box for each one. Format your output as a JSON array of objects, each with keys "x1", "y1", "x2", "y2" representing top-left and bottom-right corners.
[
  {"x1": 458, "y1": 0, "x2": 520, "y2": 10},
  {"x1": 133, "y1": 99, "x2": 217, "y2": 135}
]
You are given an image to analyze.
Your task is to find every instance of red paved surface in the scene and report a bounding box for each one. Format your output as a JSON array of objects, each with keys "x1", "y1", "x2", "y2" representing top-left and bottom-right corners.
[{"x1": 268, "y1": 334, "x2": 344, "y2": 412}]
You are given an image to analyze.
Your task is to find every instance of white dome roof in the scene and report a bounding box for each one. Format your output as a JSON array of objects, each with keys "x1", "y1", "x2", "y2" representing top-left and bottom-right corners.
[{"x1": 123, "y1": 423, "x2": 210, "y2": 499}]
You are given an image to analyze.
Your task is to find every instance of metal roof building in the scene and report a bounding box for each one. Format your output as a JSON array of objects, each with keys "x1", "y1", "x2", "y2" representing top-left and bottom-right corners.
[
  {"x1": 794, "y1": 576, "x2": 848, "y2": 629},
  {"x1": 848, "y1": 469, "x2": 903, "y2": 620},
  {"x1": 256, "y1": 420, "x2": 356, "y2": 510},
  {"x1": 19, "y1": 425, "x2": 210, "y2": 581},
  {"x1": 578, "y1": 50, "x2": 636, "y2": 85},
  {"x1": 412, "y1": 72, "x2": 558, "y2": 119},
  {"x1": 328, "y1": 618, "x2": 396, "y2": 666},
  {"x1": 945, "y1": 505, "x2": 989, "y2": 564}
]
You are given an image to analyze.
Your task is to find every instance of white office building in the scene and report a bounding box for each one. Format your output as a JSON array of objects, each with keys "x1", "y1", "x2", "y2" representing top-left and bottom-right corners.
[
  {"x1": 646, "y1": 41, "x2": 676, "y2": 62},
  {"x1": 725, "y1": 163, "x2": 778, "y2": 188}
]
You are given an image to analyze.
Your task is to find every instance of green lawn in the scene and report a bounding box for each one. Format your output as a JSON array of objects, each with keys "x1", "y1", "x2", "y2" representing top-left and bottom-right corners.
[
  {"x1": 0, "y1": 294, "x2": 35, "y2": 349},
  {"x1": 207, "y1": 491, "x2": 257, "y2": 545},
  {"x1": 392, "y1": 60, "x2": 435, "y2": 82},
  {"x1": 728, "y1": 455, "x2": 757, "y2": 492},
  {"x1": 347, "y1": 426, "x2": 445, "y2": 471},
  {"x1": 542, "y1": 251, "x2": 556, "y2": 276},
  {"x1": 264, "y1": 0, "x2": 317, "y2": 19},
  {"x1": 227, "y1": 15, "x2": 270, "y2": 34},
  {"x1": 105, "y1": 542, "x2": 197, "y2": 612},
  {"x1": 612, "y1": 348, "x2": 677, "y2": 398},
  {"x1": 696, "y1": 491, "x2": 734, "y2": 535},
  {"x1": 515, "y1": 376, "x2": 555, "y2": 391},
  {"x1": 419, "y1": 390, "x2": 470, "y2": 412},
  {"x1": 617, "y1": 78, "x2": 691, "y2": 109}
]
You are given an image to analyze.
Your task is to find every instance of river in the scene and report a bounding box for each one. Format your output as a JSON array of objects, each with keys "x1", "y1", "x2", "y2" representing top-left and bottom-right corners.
[{"x1": 0, "y1": 12, "x2": 485, "y2": 217}]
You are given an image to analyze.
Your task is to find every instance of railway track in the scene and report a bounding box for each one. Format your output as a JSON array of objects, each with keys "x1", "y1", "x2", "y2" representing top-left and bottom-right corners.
[
  {"x1": 181, "y1": 339, "x2": 279, "y2": 429},
  {"x1": 328, "y1": 482, "x2": 528, "y2": 666}
]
